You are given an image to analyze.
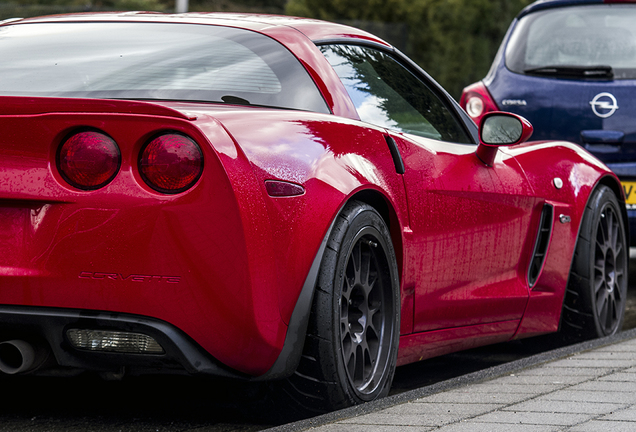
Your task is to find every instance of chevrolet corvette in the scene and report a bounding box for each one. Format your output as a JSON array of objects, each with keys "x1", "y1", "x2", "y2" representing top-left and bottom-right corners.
[{"x1": 0, "y1": 12, "x2": 628, "y2": 414}]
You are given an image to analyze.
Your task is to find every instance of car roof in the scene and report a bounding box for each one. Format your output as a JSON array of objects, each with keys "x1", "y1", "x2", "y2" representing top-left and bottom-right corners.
[
  {"x1": 7, "y1": 12, "x2": 392, "y2": 47},
  {"x1": 518, "y1": 0, "x2": 635, "y2": 19}
]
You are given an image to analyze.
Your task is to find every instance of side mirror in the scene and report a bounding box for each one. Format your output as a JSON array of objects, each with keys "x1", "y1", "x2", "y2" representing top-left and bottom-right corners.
[{"x1": 476, "y1": 112, "x2": 533, "y2": 166}]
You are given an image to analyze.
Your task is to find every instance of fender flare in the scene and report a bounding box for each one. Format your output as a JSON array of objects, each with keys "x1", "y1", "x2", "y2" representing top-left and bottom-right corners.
[
  {"x1": 255, "y1": 188, "x2": 401, "y2": 380},
  {"x1": 253, "y1": 212, "x2": 338, "y2": 381}
]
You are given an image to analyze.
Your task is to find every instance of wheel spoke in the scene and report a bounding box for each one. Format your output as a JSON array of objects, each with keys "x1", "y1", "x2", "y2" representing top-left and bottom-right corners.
[
  {"x1": 614, "y1": 241, "x2": 623, "y2": 258},
  {"x1": 363, "y1": 275, "x2": 377, "y2": 299},
  {"x1": 368, "y1": 303, "x2": 381, "y2": 332},
  {"x1": 361, "y1": 245, "x2": 371, "y2": 287},
  {"x1": 596, "y1": 287, "x2": 609, "y2": 325},
  {"x1": 352, "y1": 242, "x2": 362, "y2": 285},
  {"x1": 342, "y1": 277, "x2": 352, "y2": 304},
  {"x1": 345, "y1": 341, "x2": 357, "y2": 379},
  {"x1": 359, "y1": 346, "x2": 374, "y2": 391},
  {"x1": 359, "y1": 338, "x2": 371, "y2": 382},
  {"x1": 354, "y1": 345, "x2": 363, "y2": 383},
  {"x1": 614, "y1": 277, "x2": 624, "y2": 302},
  {"x1": 360, "y1": 242, "x2": 379, "y2": 296},
  {"x1": 594, "y1": 250, "x2": 605, "y2": 267},
  {"x1": 606, "y1": 293, "x2": 617, "y2": 331},
  {"x1": 609, "y1": 211, "x2": 618, "y2": 250},
  {"x1": 597, "y1": 212, "x2": 608, "y2": 248},
  {"x1": 366, "y1": 318, "x2": 380, "y2": 341},
  {"x1": 342, "y1": 331, "x2": 354, "y2": 365},
  {"x1": 593, "y1": 274, "x2": 604, "y2": 295}
]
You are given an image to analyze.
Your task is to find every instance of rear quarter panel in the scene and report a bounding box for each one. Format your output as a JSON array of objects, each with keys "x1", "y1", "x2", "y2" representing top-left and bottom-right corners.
[{"x1": 210, "y1": 108, "x2": 410, "y2": 330}]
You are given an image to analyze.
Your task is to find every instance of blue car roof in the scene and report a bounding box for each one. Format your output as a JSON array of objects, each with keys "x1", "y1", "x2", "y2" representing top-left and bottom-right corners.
[{"x1": 518, "y1": 0, "x2": 633, "y2": 19}]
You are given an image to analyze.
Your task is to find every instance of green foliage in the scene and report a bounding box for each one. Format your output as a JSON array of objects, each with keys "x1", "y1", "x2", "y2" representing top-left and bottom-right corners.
[
  {"x1": 287, "y1": 0, "x2": 402, "y2": 21},
  {"x1": 188, "y1": 0, "x2": 286, "y2": 13},
  {"x1": 0, "y1": 0, "x2": 169, "y2": 21},
  {"x1": 286, "y1": 0, "x2": 533, "y2": 99},
  {"x1": 2, "y1": 0, "x2": 166, "y2": 8},
  {"x1": 0, "y1": 0, "x2": 286, "y2": 21}
]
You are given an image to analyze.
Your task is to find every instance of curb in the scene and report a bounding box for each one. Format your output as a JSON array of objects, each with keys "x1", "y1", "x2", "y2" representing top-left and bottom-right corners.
[{"x1": 264, "y1": 327, "x2": 636, "y2": 431}]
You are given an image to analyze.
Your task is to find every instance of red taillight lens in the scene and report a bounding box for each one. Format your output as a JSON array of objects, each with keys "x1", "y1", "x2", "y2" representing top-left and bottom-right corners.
[
  {"x1": 57, "y1": 130, "x2": 121, "y2": 190},
  {"x1": 460, "y1": 81, "x2": 499, "y2": 126},
  {"x1": 139, "y1": 133, "x2": 203, "y2": 194}
]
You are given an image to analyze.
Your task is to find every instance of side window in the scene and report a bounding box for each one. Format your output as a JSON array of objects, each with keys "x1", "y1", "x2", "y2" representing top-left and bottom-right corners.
[{"x1": 320, "y1": 44, "x2": 471, "y2": 143}]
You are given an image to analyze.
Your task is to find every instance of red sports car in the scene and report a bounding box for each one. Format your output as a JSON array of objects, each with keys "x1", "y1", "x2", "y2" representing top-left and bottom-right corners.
[{"x1": 0, "y1": 12, "x2": 628, "y2": 414}]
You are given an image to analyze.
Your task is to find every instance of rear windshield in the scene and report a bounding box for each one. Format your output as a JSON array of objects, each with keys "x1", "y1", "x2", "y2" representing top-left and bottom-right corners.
[
  {"x1": 506, "y1": 5, "x2": 636, "y2": 79},
  {"x1": 0, "y1": 22, "x2": 329, "y2": 113}
]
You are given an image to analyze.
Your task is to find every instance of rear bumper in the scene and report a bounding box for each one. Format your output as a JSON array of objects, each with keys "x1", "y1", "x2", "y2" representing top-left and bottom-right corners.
[{"x1": 0, "y1": 305, "x2": 246, "y2": 379}]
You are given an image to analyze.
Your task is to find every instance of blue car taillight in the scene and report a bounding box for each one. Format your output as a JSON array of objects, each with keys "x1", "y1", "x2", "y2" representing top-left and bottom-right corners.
[{"x1": 460, "y1": 81, "x2": 499, "y2": 126}]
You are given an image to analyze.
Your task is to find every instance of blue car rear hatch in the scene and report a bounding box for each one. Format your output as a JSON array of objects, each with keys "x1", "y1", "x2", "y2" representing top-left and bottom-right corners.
[{"x1": 487, "y1": 1, "x2": 636, "y2": 207}]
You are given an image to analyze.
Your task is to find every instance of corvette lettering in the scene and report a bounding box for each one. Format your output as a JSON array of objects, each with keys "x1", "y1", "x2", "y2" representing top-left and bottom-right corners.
[{"x1": 79, "y1": 272, "x2": 181, "y2": 283}]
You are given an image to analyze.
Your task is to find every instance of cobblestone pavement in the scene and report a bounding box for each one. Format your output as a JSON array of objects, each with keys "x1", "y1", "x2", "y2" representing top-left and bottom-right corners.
[{"x1": 268, "y1": 329, "x2": 636, "y2": 432}]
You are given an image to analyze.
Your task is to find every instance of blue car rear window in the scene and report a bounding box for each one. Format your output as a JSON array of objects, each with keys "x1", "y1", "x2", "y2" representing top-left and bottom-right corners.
[
  {"x1": 506, "y1": 5, "x2": 636, "y2": 79},
  {"x1": 0, "y1": 22, "x2": 329, "y2": 113}
]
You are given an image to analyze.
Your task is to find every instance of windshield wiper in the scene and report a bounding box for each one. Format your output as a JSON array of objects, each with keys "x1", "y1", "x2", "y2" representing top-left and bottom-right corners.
[{"x1": 524, "y1": 65, "x2": 613, "y2": 78}]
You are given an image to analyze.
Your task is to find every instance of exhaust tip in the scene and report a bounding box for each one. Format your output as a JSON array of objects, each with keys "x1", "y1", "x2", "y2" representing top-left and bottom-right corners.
[{"x1": 0, "y1": 340, "x2": 36, "y2": 375}]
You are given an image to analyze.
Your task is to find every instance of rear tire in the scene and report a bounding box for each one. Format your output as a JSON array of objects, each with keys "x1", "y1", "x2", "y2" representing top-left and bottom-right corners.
[
  {"x1": 284, "y1": 201, "x2": 400, "y2": 414},
  {"x1": 561, "y1": 185, "x2": 627, "y2": 340}
]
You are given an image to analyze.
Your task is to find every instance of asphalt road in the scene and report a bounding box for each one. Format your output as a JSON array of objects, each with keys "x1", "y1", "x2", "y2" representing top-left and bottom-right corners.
[{"x1": 0, "y1": 256, "x2": 635, "y2": 431}]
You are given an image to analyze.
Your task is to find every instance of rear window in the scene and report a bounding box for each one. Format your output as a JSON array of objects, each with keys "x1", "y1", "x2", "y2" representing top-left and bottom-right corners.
[
  {"x1": 506, "y1": 5, "x2": 636, "y2": 79},
  {"x1": 0, "y1": 22, "x2": 329, "y2": 113}
]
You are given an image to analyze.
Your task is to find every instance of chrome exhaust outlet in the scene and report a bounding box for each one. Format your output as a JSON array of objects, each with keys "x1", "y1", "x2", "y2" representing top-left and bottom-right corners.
[{"x1": 0, "y1": 340, "x2": 38, "y2": 374}]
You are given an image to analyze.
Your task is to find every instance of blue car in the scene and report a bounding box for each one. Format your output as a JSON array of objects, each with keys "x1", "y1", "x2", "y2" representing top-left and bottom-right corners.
[{"x1": 461, "y1": 0, "x2": 636, "y2": 242}]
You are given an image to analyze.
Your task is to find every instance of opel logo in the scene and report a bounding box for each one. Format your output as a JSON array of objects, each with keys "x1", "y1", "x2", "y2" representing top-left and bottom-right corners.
[{"x1": 590, "y1": 92, "x2": 619, "y2": 118}]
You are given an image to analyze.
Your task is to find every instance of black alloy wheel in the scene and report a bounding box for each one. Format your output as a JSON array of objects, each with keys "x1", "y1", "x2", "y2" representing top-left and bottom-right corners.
[
  {"x1": 340, "y1": 226, "x2": 395, "y2": 397},
  {"x1": 284, "y1": 201, "x2": 400, "y2": 414},
  {"x1": 591, "y1": 199, "x2": 626, "y2": 334},
  {"x1": 562, "y1": 185, "x2": 628, "y2": 339}
]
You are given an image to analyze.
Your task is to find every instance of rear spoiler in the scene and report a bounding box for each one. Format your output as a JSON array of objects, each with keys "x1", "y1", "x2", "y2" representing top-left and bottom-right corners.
[{"x1": 0, "y1": 96, "x2": 193, "y2": 120}]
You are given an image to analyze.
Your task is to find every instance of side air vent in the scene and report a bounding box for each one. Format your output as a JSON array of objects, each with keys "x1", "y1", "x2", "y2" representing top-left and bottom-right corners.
[{"x1": 528, "y1": 204, "x2": 554, "y2": 287}]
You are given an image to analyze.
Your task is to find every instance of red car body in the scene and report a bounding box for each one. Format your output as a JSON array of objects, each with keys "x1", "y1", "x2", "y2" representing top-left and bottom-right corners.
[{"x1": 0, "y1": 12, "x2": 628, "y2": 411}]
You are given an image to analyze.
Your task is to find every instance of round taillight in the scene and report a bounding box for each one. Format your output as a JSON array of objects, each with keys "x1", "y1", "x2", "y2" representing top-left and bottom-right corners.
[
  {"x1": 460, "y1": 82, "x2": 499, "y2": 125},
  {"x1": 465, "y1": 96, "x2": 484, "y2": 119},
  {"x1": 139, "y1": 133, "x2": 203, "y2": 194},
  {"x1": 57, "y1": 130, "x2": 121, "y2": 190}
]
